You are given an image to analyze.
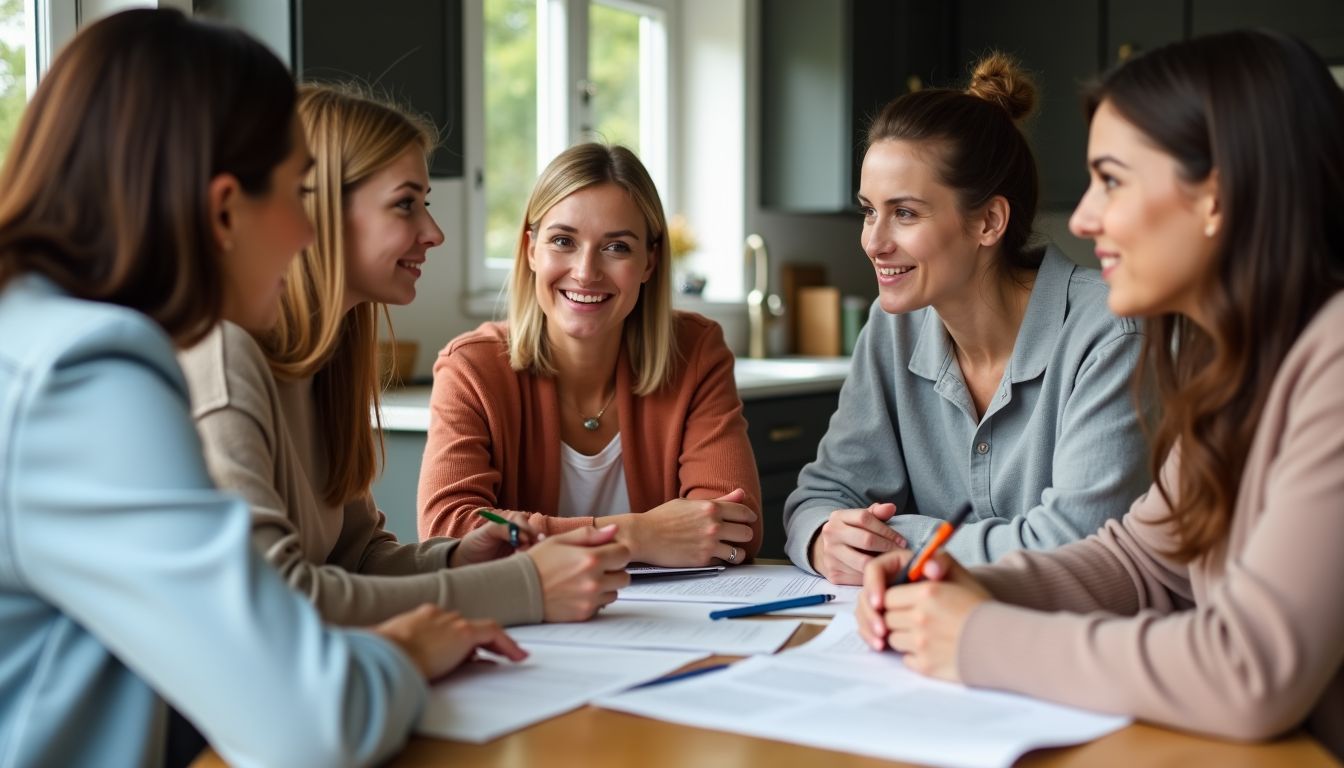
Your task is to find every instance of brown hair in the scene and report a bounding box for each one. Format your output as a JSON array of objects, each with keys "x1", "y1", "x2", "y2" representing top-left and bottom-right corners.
[
  {"x1": 264, "y1": 83, "x2": 438, "y2": 507},
  {"x1": 0, "y1": 9, "x2": 295, "y2": 346},
  {"x1": 1087, "y1": 30, "x2": 1344, "y2": 560},
  {"x1": 866, "y1": 52, "x2": 1041, "y2": 272},
  {"x1": 507, "y1": 143, "x2": 676, "y2": 396}
]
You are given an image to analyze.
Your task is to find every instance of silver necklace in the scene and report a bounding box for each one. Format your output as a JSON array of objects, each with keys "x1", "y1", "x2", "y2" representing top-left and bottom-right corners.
[{"x1": 580, "y1": 389, "x2": 617, "y2": 431}]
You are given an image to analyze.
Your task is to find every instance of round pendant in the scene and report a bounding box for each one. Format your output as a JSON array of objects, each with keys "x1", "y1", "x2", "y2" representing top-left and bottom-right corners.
[{"x1": 582, "y1": 417, "x2": 600, "y2": 431}]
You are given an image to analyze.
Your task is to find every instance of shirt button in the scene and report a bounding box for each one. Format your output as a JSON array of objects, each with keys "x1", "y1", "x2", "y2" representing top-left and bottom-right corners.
[{"x1": 976, "y1": 442, "x2": 990, "y2": 455}]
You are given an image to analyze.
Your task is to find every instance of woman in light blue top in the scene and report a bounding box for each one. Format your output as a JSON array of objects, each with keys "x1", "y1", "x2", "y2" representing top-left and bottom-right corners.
[
  {"x1": 0, "y1": 10, "x2": 523, "y2": 768},
  {"x1": 784, "y1": 53, "x2": 1151, "y2": 584}
]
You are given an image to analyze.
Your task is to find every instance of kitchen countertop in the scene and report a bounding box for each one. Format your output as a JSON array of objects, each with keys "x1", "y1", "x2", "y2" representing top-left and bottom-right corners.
[{"x1": 378, "y1": 356, "x2": 851, "y2": 432}]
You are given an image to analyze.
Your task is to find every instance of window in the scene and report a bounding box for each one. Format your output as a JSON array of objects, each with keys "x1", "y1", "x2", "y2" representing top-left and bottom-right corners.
[
  {"x1": 479, "y1": 0, "x2": 538, "y2": 273},
  {"x1": 1, "y1": 0, "x2": 82, "y2": 163},
  {"x1": 0, "y1": 0, "x2": 29, "y2": 161},
  {"x1": 468, "y1": 0, "x2": 670, "y2": 303}
]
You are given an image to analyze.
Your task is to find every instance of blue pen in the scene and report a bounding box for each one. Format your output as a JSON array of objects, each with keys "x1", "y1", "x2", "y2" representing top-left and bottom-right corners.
[
  {"x1": 631, "y1": 663, "x2": 732, "y2": 689},
  {"x1": 708, "y1": 593, "x2": 835, "y2": 620}
]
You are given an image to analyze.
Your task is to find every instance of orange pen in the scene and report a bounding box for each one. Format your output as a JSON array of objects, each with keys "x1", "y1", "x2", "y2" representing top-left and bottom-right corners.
[{"x1": 894, "y1": 504, "x2": 973, "y2": 585}]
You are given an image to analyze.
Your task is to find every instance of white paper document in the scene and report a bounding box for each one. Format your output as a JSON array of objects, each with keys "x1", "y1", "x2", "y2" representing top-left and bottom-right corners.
[
  {"x1": 506, "y1": 600, "x2": 801, "y2": 654},
  {"x1": 596, "y1": 615, "x2": 1130, "y2": 768},
  {"x1": 618, "y1": 564, "x2": 860, "y2": 612},
  {"x1": 418, "y1": 644, "x2": 705, "y2": 743}
]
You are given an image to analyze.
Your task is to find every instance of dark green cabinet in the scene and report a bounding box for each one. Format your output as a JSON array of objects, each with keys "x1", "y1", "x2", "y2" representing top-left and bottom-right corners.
[
  {"x1": 958, "y1": 1, "x2": 1101, "y2": 210},
  {"x1": 759, "y1": 0, "x2": 1343, "y2": 216},
  {"x1": 295, "y1": 0, "x2": 465, "y2": 178},
  {"x1": 1192, "y1": 0, "x2": 1344, "y2": 61},
  {"x1": 743, "y1": 392, "x2": 840, "y2": 559},
  {"x1": 371, "y1": 430, "x2": 429, "y2": 543},
  {"x1": 759, "y1": 0, "x2": 956, "y2": 213}
]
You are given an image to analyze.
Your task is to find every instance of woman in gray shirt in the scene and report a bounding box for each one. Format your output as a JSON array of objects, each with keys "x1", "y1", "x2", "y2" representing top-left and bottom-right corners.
[{"x1": 785, "y1": 53, "x2": 1150, "y2": 584}]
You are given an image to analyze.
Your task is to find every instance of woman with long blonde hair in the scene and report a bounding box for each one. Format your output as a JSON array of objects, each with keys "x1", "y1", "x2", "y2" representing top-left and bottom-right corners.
[
  {"x1": 180, "y1": 83, "x2": 628, "y2": 627},
  {"x1": 418, "y1": 143, "x2": 762, "y2": 567}
]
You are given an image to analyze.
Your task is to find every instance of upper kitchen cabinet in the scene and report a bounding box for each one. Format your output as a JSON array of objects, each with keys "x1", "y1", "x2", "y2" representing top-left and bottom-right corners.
[
  {"x1": 758, "y1": 0, "x2": 956, "y2": 212},
  {"x1": 295, "y1": 0, "x2": 465, "y2": 178},
  {"x1": 1105, "y1": 0, "x2": 1186, "y2": 68},
  {"x1": 957, "y1": 1, "x2": 1104, "y2": 211},
  {"x1": 1192, "y1": 0, "x2": 1344, "y2": 61}
]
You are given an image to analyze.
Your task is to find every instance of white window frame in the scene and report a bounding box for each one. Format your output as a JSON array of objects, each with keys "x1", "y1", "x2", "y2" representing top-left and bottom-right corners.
[
  {"x1": 30, "y1": 0, "x2": 76, "y2": 88},
  {"x1": 28, "y1": 0, "x2": 195, "y2": 92},
  {"x1": 465, "y1": 0, "x2": 673, "y2": 313}
]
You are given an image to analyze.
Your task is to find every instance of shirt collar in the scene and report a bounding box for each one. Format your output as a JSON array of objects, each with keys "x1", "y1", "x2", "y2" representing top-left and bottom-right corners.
[{"x1": 907, "y1": 245, "x2": 1073, "y2": 384}]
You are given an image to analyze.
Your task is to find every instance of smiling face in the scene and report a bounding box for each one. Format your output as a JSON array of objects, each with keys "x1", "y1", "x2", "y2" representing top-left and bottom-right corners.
[
  {"x1": 1069, "y1": 100, "x2": 1220, "y2": 323},
  {"x1": 526, "y1": 182, "x2": 656, "y2": 352},
  {"x1": 220, "y1": 119, "x2": 316, "y2": 332},
  {"x1": 857, "y1": 139, "x2": 994, "y2": 316},
  {"x1": 342, "y1": 146, "x2": 444, "y2": 310}
]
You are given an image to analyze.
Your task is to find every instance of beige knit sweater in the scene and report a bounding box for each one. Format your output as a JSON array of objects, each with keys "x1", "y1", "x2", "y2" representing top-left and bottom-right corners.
[
  {"x1": 960, "y1": 294, "x2": 1344, "y2": 757},
  {"x1": 178, "y1": 322, "x2": 543, "y2": 627}
]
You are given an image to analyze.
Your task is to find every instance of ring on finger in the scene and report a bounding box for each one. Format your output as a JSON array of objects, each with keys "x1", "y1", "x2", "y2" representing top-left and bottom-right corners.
[{"x1": 727, "y1": 546, "x2": 739, "y2": 564}]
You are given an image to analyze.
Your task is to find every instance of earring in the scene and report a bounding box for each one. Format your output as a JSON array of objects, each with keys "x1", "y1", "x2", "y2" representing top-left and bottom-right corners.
[{"x1": 1204, "y1": 223, "x2": 1216, "y2": 238}]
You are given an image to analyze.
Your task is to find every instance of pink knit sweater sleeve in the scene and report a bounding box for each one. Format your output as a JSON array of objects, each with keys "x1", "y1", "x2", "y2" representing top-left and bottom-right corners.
[{"x1": 956, "y1": 320, "x2": 1344, "y2": 742}]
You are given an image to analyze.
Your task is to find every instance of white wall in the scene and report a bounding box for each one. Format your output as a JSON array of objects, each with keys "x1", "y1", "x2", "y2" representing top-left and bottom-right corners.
[{"x1": 672, "y1": 0, "x2": 745, "y2": 303}]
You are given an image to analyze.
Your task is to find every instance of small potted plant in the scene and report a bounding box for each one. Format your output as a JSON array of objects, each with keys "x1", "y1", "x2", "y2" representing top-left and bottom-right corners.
[{"x1": 667, "y1": 214, "x2": 706, "y2": 296}]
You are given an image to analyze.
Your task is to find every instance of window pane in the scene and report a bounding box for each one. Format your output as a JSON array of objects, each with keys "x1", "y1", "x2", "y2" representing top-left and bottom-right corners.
[
  {"x1": 588, "y1": 2, "x2": 640, "y2": 152},
  {"x1": 484, "y1": 0, "x2": 537, "y2": 266},
  {"x1": 0, "y1": 0, "x2": 26, "y2": 164}
]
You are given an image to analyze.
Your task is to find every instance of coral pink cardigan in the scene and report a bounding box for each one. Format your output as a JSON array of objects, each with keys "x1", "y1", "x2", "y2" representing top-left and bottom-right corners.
[{"x1": 417, "y1": 312, "x2": 763, "y2": 557}]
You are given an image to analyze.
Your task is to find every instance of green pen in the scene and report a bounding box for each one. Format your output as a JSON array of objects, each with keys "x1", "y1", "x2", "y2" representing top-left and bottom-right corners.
[{"x1": 476, "y1": 508, "x2": 521, "y2": 548}]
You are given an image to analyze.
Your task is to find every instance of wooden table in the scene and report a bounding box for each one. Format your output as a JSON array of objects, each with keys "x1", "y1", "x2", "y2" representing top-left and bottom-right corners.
[{"x1": 193, "y1": 621, "x2": 1338, "y2": 767}]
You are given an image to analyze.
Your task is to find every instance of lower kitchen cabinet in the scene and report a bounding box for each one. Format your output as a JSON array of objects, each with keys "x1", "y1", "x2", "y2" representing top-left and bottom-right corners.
[{"x1": 742, "y1": 392, "x2": 840, "y2": 559}]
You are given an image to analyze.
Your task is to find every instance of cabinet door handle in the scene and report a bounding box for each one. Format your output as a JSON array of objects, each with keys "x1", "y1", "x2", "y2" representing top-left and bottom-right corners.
[{"x1": 769, "y1": 425, "x2": 803, "y2": 443}]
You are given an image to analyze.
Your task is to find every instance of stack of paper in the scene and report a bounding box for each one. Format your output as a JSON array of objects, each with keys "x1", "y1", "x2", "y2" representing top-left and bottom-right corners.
[
  {"x1": 417, "y1": 566, "x2": 820, "y2": 743},
  {"x1": 506, "y1": 601, "x2": 800, "y2": 654},
  {"x1": 417, "y1": 645, "x2": 705, "y2": 743},
  {"x1": 596, "y1": 614, "x2": 1131, "y2": 768}
]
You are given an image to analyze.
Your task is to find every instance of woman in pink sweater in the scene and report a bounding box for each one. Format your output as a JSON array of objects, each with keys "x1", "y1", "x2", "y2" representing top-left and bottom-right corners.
[
  {"x1": 419, "y1": 144, "x2": 761, "y2": 566},
  {"x1": 857, "y1": 30, "x2": 1344, "y2": 755}
]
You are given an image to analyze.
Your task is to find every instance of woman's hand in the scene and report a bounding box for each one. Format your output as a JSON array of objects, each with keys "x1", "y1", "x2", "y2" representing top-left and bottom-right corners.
[
  {"x1": 373, "y1": 604, "x2": 526, "y2": 681},
  {"x1": 614, "y1": 489, "x2": 757, "y2": 566},
  {"x1": 855, "y1": 550, "x2": 991, "y2": 683},
  {"x1": 810, "y1": 503, "x2": 907, "y2": 585},
  {"x1": 449, "y1": 508, "x2": 538, "y2": 567},
  {"x1": 527, "y1": 524, "x2": 631, "y2": 622}
]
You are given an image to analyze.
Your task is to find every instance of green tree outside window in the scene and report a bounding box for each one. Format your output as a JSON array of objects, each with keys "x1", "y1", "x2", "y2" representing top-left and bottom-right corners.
[{"x1": 0, "y1": 0, "x2": 25, "y2": 165}]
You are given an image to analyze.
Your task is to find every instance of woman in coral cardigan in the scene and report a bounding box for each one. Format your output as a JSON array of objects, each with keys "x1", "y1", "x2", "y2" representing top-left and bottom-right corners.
[
  {"x1": 180, "y1": 85, "x2": 627, "y2": 628},
  {"x1": 858, "y1": 30, "x2": 1344, "y2": 756},
  {"x1": 419, "y1": 143, "x2": 762, "y2": 566}
]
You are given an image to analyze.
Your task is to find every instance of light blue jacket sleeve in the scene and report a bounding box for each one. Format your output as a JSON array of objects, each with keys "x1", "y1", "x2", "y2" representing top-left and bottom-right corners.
[
  {"x1": 887, "y1": 332, "x2": 1151, "y2": 563},
  {"x1": 10, "y1": 336, "x2": 426, "y2": 767}
]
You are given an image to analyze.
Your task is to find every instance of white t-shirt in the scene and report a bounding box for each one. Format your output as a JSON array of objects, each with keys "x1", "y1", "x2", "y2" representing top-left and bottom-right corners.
[{"x1": 556, "y1": 433, "x2": 631, "y2": 518}]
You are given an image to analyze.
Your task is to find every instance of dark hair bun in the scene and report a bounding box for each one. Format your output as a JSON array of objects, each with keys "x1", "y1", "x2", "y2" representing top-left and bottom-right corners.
[{"x1": 967, "y1": 52, "x2": 1037, "y2": 122}]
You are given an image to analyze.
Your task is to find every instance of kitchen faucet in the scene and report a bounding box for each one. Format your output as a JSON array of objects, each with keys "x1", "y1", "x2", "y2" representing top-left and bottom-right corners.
[{"x1": 744, "y1": 233, "x2": 782, "y2": 358}]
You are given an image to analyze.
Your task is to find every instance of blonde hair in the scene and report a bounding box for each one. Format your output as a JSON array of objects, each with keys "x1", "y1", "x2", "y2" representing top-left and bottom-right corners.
[
  {"x1": 507, "y1": 143, "x2": 675, "y2": 395},
  {"x1": 262, "y1": 82, "x2": 438, "y2": 507}
]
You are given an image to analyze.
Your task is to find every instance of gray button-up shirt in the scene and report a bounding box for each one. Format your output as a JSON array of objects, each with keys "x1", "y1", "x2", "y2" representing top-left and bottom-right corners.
[{"x1": 784, "y1": 246, "x2": 1152, "y2": 571}]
